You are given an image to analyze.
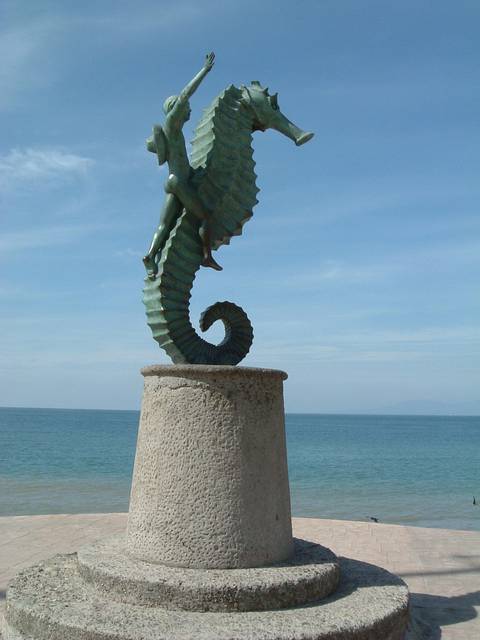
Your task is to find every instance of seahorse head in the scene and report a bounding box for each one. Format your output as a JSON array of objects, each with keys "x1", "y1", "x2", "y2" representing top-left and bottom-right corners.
[{"x1": 240, "y1": 81, "x2": 314, "y2": 146}]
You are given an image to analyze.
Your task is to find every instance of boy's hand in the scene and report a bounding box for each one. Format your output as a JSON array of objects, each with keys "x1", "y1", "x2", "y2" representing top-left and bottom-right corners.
[{"x1": 204, "y1": 52, "x2": 215, "y2": 71}]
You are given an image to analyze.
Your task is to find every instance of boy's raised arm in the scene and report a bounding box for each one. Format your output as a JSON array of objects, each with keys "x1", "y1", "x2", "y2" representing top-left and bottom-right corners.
[{"x1": 178, "y1": 52, "x2": 215, "y2": 104}]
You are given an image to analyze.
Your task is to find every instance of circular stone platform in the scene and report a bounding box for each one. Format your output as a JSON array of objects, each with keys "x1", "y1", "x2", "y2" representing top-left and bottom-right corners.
[
  {"x1": 77, "y1": 536, "x2": 340, "y2": 611},
  {"x1": 4, "y1": 552, "x2": 409, "y2": 640}
]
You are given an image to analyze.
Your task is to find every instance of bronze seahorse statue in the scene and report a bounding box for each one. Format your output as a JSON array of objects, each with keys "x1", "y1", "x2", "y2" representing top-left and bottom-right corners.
[{"x1": 143, "y1": 53, "x2": 313, "y2": 365}]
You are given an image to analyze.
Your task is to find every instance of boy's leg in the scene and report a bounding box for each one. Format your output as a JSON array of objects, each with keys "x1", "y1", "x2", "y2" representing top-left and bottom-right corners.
[
  {"x1": 165, "y1": 174, "x2": 205, "y2": 220},
  {"x1": 199, "y1": 223, "x2": 222, "y2": 271},
  {"x1": 143, "y1": 193, "x2": 182, "y2": 278},
  {"x1": 165, "y1": 174, "x2": 222, "y2": 271}
]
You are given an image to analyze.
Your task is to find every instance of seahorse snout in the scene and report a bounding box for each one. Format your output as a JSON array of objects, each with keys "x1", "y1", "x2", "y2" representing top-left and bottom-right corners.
[
  {"x1": 271, "y1": 113, "x2": 314, "y2": 147},
  {"x1": 295, "y1": 132, "x2": 315, "y2": 146}
]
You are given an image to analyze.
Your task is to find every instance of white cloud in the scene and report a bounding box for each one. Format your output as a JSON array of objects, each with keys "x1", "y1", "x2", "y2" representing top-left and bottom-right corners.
[
  {"x1": 115, "y1": 248, "x2": 144, "y2": 258},
  {"x1": 249, "y1": 324, "x2": 480, "y2": 368},
  {"x1": 80, "y1": 3, "x2": 204, "y2": 39},
  {"x1": 287, "y1": 260, "x2": 393, "y2": 286},
  {"x1": 0, "y1": 223, "x2": 99, "y2": 255},
  {"x1": 0, "y1": 3, "x2": 210, "y2": 110},
  {"x1": 267, "y1": 236, "x2": 480, "y2": 292},
  {"x1": 0, "y1": 148, "x2": 94, "y2": 192},
  {"x1": 346, "y1": 326, "x2": 480, "y2": 346},
  {"x1": 0, "y1": 19, "x2": 63, "y2": 110}
]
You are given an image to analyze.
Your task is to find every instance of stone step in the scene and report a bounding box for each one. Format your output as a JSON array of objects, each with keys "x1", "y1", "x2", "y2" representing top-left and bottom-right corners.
[
  {"x1": 77, "y1": 536, "x2": 340, "y2": 612},
  {"x1": 4, "y1": 552, "x2": 409, "y2": 640}
]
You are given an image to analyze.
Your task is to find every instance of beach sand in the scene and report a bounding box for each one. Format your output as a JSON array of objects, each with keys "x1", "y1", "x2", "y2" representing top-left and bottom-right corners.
[{"x1": 1, "y1": 514, "x2": 479, "y2": 639}]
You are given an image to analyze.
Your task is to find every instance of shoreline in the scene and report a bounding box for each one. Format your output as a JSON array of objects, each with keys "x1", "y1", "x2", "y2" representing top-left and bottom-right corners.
[
  {"x1": 1, "y1": 513, "x2": 479, "y2": 638},
  {"x1": 1, "y1": 511, "x2": 478, "y2": 534}
]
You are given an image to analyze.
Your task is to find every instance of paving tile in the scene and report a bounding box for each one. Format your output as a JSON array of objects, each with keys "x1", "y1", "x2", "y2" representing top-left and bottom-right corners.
[{"x1": 0, "y1": 514, "x2": 479, "y2": 639}]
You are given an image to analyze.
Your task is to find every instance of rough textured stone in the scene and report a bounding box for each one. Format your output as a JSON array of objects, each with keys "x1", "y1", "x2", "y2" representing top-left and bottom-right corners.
[
  {"x1": 77, "y1": 536, "x2": 340, "y2": 611},
  {"x1": 126, "y1": 365, "x2": 293, "y2": 569},
  {"x1": 4, "y1": 552, "x2": 409, "y2": 640}
]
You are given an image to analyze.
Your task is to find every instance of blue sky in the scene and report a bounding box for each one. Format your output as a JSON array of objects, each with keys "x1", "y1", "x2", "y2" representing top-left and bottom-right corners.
[{"x1": 1, "y1": 0, "x2": 479, "y2": 413}]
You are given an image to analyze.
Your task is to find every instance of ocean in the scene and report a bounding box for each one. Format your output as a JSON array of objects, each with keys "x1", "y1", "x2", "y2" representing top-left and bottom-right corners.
[{"x1": 1, "y1": 408, "x2": 479, "y2": 531}]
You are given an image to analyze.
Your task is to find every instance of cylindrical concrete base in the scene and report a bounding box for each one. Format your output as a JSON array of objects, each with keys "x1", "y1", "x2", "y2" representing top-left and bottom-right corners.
[{"x1": 126, "y1": 365, "x2": 293, "y2": 569}]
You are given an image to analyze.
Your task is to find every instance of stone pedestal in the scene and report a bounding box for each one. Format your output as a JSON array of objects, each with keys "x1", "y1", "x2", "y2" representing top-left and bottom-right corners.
[
  {"x1": 126, "y1": 366, "x2": 293, "y2": 568},
  {"x1": 3, "y1": 365, "x2": 410, "y2": 640}
]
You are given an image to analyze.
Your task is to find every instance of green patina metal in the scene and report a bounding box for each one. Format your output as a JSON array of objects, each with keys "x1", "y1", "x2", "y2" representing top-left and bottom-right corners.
[{"x1": 143, "y1": 53, "x2": 313, "y2": 365}]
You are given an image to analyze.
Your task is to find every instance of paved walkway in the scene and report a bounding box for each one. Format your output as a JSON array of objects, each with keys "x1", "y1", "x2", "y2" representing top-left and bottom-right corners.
[{"x1": 1, "y1": 514, "x2": 479, "y2": 639}]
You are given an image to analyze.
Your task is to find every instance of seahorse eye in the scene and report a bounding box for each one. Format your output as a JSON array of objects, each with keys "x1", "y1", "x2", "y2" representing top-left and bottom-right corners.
[{"x1": 270, "y1": 93, "x2": 279, "y2": 111}]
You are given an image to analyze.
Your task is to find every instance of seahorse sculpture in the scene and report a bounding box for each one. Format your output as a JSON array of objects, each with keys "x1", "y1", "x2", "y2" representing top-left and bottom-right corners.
[{"x1": 143, "y1": 57, "x2": 313, "y2": 365}]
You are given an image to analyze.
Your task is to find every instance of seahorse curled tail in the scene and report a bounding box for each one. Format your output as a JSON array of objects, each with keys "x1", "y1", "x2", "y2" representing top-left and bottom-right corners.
[{"x1": 143, "y1": 209, "x2": 253, "y2": 365}]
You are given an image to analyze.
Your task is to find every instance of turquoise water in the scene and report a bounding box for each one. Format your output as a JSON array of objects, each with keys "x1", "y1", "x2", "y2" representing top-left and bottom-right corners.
[{"x1": 1, "y1": 408, "x2": 479, "y2": 530}]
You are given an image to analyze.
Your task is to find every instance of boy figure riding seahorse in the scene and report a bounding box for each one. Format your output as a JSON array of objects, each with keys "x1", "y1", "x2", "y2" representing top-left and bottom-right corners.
[{"x1": 143, "y1": 52, "x2": 222, "y2": 278}]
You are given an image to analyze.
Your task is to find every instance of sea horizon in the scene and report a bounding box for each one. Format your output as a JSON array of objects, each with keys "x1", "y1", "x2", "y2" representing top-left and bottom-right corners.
[{"x1": 1, "y1": 405, "x2": 479, "y2": 418}]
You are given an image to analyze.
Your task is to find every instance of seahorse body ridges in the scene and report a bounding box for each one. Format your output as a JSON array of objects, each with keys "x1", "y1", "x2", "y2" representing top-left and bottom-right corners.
[{"x1": 143, "y1": 85, "x2": 258, "y2": 365}]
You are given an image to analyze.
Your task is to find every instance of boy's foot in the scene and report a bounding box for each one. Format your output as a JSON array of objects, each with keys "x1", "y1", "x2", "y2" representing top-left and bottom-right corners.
[
  {"x1": 202, "y1": 255, "x2": 223, "y2": 271},
  {"x1": 143, "y1": 254, "x2": 158, "y2": 279}
]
